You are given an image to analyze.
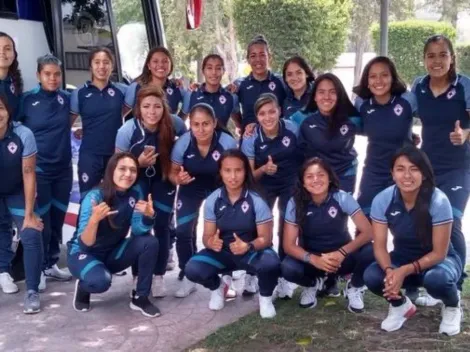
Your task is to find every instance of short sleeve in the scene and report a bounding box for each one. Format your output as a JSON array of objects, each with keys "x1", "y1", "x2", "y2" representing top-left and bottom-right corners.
[
  {"x1": 219, "y1": 132, "x2": 238, "y2": 150},
  {"x1": 401, "y1": 91, "x2": 418, "y2": 114},
  {"x1": 70, "y1": 88, "x2": 80, "y2": 115},
  {"x1": 124, "y1": 82, "x2": 139, "y2": 108},
  {"x1": 182, "y1": 90, "x2": 192, "y2": 114},
  {"x1": 290, "y1": 111, "x2": 308, "y2": 126},
  {"x1": 15, "y1": 124, "x2": 37, "y2": 157},
  {"x1": 171, "y1": 114, "x2": 187, "y2": 137},
  {"x1": 370, "y1": 186, "x2": 395, "y2": 224},
  {"x1": 458, "y1": 75, "x2": 470, "y2": 110},
  {"x1": 284, "y1": 120, "x2": 299, "y2": 137},
  {"x1": 115, "y1": 119, "x2": 136, "y2": 152},
  {"x1": 171, "y1": 132, "x2": 191, "y2": 165},
  {"x1": 231, "y1": 93, "x2": 240, "y2": 114},
  {"x1": 354, "y1": 96, "x2": 364, "y2": 111},
  {"x1": 410, "y1": 77, "x2": 422, "y2": 95},
  {"x1": 430, "y1": 189, "x2": 454, "y2": 225},
  {"x1": 333, "y1": 190, "x2": 361, "y2": 217},
  {"x1": 114, "y1": 82, "x2": 128, "y2": 96},
  {"x1": 203, "y1": 189, "x2": 221, "y2": 223},
  {"x1": 251, "y1": 192, "x2": 273, "y2": 224},
  {"x1": 284, "y1": 197, "x2": 297, "y2": 225},
  {"x1": 240, "y1": 133, "x2": 256, "y2": 159}
]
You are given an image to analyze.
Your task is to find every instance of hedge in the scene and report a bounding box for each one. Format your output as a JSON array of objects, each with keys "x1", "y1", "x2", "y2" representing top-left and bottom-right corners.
[{"x1": 371, "y1": 20, "x2": 456, "y2": 84}]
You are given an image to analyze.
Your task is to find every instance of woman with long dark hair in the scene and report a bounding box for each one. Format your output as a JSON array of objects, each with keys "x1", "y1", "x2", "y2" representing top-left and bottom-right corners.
[
  {"x1": 0, "y1": 32, "x2": 23, "y2": 119},
  {"x1": 67, "y1": 152, "x2": 161, "y2": 317},
  {"x1": 364, "y1": 146, "x2": 462, "y2": 335},
  {"x1": 281, "y1": 157, "x2": 373, "y2": 312},
  {"x1": 70, "y1": 47, "x2": 127, "y2": 198},
  {"x1": 185, "y1": 149, "x2": 280, "y2": 318},
  {"x1": 169, "y1": 103, "x2": 237, "y2": 297},
  {"x1": 0, "y1": 96, "x2": 44, "y2": 313},
  {"x1": 411, "y1": 34, "x2": 470, "y2": 301}
]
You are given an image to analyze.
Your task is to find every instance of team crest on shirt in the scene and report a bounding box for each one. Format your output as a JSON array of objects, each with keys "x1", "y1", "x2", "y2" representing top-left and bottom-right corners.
[
  {"x1": 212, "y1": 150, "x2": 221, "y2": 161},
  {"x1": 78, "y1": 254, "x2": 87, "y2": 260},
  {"x1": 282, "y1": 136, "x2": 291, "y2": 147},
  {"x1": 241, "y1": 201, "x2": 250, "y2": 213},
  {"x1": 7, "y1": 142, "x2": 17, "y2": 154},
  {"x1": 57, "y1": 95, "x2": 64, "y2": 105},
  {"x1": 447, "y1": 88, "x2": 456, "y2": 100},
  {"x1": 394, "y1": 103, "x2": 403, "y2": 116},
  {"x1": 176, "y1": 199, "x2": 183, "y2": 210},
  {"x1": 219, "y1": 95, "x2": 227, "y2": 105},
  {"x1": 328, "y1": 206, "x2": 338, "y2": 218},
  {"x1": 166, "y1": 87, "x2": 174, "y2": 95},
  {"x1": 107, "y1": 88, "x2": 115, "y2": 97},
  {"x1": 129, "y1": 197, "x2": 136, "y2": 208},
  {"x1": 10, "y1": 83, "x2": 15, "y2": 94},
  {"x1": 268, "y1": 82, "x2": 276, "y2": 91},
  {"x1": 81, "y1": 173, "x2": 89, "y2": 183},
  {"x1": 340, "y1": 124, "x2": 349, "y2": 136}
]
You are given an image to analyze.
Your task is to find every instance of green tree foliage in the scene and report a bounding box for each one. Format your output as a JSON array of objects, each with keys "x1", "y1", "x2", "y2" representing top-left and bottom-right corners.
[
  {"x1": 457, "y1": 44, "x2": 470, "y2": 77},
  {"x1": 419, "y1": 0, "x2": 470, "y2": 27},
  {"x1": 371, "y1": 20, "x2": 456, "y2": 84},
  {"x1": 233, "y1": 0, "x2": 352, "y2": 71}
]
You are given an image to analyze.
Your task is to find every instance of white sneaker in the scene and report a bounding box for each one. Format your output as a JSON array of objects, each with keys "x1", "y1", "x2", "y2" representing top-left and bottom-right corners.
[
  {"x1": 275, "y1": 278, "x2": 294, "y2": 300},
  {"x1": 242, "y1": 274, "x2": 259, "y2": 296},
  {"x1": 299, "y1": 277, "x2": 324, "y2": 308},
  {"x1": 381, "y1": 296, "x2": 416, "y2": 332},
  {"x1": 38, "y1": 272, "x2": 47, "y2": 292},
  {"x1": 344, "y1": 280, "x2": 365, "y2": 313},
  {"x1": 221, "y1": 275, "x2": 237, "y2": 299},
  {"x1": 174, "y1": 277, "x2": 196, "y2": 298},
  {"x1": 232, "y1": 270, "x2": 245, "y2": 280},
  {"x1": 44, "y1": 264, "x2": 72, "y2": 281},
  {"x1": 415, "y1": 292, "x2": 442, "y2": 307},
  {"x1": 259, "y1": 295, "x2": 276, "y2": 318},
  {"x1": 439, "y1": 305, "x2": 462, "y2": 336},
  {"x1": 209, "y1": 281, "x2": 226, "y2": 311},
  {"x1": 0, "y1": 272, "x2": 19, "y2": 294},
  {"x1": 151, "y1": 275, "x2": 166, "y2": 298},
  {"x1": 166, "y1": 248, "x2": 176, "y2": 271}
]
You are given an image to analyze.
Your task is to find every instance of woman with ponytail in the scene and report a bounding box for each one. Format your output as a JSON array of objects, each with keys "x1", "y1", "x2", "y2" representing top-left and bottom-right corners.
[{"x1": 364, "y1": 146, "x2": 462, "y2": 336}]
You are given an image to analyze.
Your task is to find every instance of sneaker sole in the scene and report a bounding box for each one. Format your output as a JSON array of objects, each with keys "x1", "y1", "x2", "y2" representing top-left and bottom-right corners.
[
  {"x1": 129, "y1": 302, "x2": 161, "y2": 317},
  {"x1": 23, "y1": 308, "x2": 41, "y2": 314},
  {"x1": 152, "y1": 292, "x2": 167, "y2": 298},
  {"x1": 73, "y1": 280, "x2": 90, "y2": 312},
  {"x1": 242, "y1": 290, "x2": 258, "y2": 297},
  {"x1": 381, "y1": 304, "x2": 417, "y2": 332},
  {"x1": 1, "y1": 287, "x2": 19, "y2": 294},
  {"x1": 44, "y1": 274, "x2": 73, "y2": 282},
  {"x1": 347, "y1": 304, "x2": 364, "y2": 313},
  {"x1": 439, "y1": 327, "x2": 461, "y2": 336},
  {"x1": 174, "y1": 286, "x2": 196, "y2": 298},
  {"x1": 299, "y1": 300, "x2": 318, "y2": 309}
]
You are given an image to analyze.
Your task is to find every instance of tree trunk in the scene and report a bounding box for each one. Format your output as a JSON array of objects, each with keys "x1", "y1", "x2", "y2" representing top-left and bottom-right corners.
[
  {"x1": 441, "y1": 0, "x2": 458, "y2": 27},
  {"x1": 353, "y1": 37, "x2": 367, "y2": 87}
]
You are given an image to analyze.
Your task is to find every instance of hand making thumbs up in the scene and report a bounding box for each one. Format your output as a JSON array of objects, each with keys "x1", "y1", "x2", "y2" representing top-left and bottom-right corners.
[
  {"x1": 263, "y1": 155, "x2": 278, "y2": 175},
  {"x1": 230, "y1": 233, "x2": 249, "y2": 255},
  {"x1": 450, "y1": 120, "x2": 469, "y2": 146},
  {"x1": 208, "y1": 229, "x2": 223, "y2": 252}
]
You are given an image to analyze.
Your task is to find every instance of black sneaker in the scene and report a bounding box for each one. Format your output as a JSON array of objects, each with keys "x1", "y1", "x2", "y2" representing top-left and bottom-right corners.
[
  {"x1": 319, "y1": 276, "x2": 340, "y2": 297},
  {"x1": 73, "y1": 279, "x2": 90, "y2": 312},
  {"x1": 130, "y1": 296, "x2": 161, "y2": 317}
]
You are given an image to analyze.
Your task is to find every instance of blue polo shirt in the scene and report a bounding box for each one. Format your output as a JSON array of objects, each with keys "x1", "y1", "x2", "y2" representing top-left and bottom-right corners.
[
  {"x1": 125, "y1": 80, "x2": 186, "y2": 114},
  {"x1": 171, "y1": 130, "x2": 237, "y2": 190},
  {"x1": 0, "y1": 122, "x2": 37, "y2": 197},
  {"x1": 283, "y1": 82, "x2": 313, "y2": 119},
  {"x1": 285, "y1": 190, "x2": 361, "y2": 253},
  {"x1": 68, "y1": 186, "x2": 153, "y2": 255},
  {"x1": 235, "y1": 71, "x2": 287, "y2": 128},
  {"x1": 241, "y1": 119, "x2": 300, "y2": 189},
  {"x1": 411, "y1": 74, "x2": 470, "y2": 173},
  {"x1": 182, "y1": 84, "x2": 239, "y2": 126},
  {"x1": 0, "y1": 77, "x2": 20, "y2": 120},
  {"x1": 204, "y1": 186, "x2": 272, "y2": 246},
  {"x1": 371, "y1": 185, "x2": 455, "y2": 261},
  {"x1": 70, "y1": 81, "x2": 127, "y2": 156},
  {"x1": 298, "y1": 111, "x2": 359, "y2": 177},
  {"x1": 20, "y1": 86, "x2": 71, "y2": 174},
  {"x1": 354, "y1": 92, "x2": 416, "y2": 175}
]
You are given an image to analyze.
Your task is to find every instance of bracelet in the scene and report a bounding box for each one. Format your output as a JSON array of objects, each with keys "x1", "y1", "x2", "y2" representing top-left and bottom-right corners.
[
  {"x1": 414, "y1": 261, "x2": 422, "y2": 273},
  {"x1": 411, "y1": 262, "x2": 419, "y2": 274},
  {"x1": 303, "y1": 252, "x2": 312, "y2": 263},
  {"x1": 384, "y1": 266, "x2": 394, "y2": 272},
  {"x1": 338, "y1": 247, "x2": 348, "y2": 257}
]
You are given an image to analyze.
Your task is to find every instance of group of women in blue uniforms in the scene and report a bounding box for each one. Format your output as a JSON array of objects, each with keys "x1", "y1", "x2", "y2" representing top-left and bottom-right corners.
[{"x1": 0, "y1": 30, "x2": 468, "y2": 335}]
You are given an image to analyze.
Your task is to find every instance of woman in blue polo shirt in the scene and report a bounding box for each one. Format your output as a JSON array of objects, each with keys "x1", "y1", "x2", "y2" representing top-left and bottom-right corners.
[
  {"x1": 411, "y1": 35, "x2": 470, "y2": 298},
  {"x1": 116, "y1": 86, "x2": 180, "y2": 298},
  {"x1": 169, "y1": 103, "x2": 237, "y2": 297},
  {"x1": 241, "y1": 93, "x2": 299, "y2": 299},
  {"x1": 0, "y1": 96, "x2": 44, "y2": 314},
  {"x1": 20, "y1": 54, "x2": 73, "y2": 291},
  {"x1": 67, "y1": 152, "x2": 161, "y2": 317},
  {"x1": 364, "y1": 146, "x2": 462, "y2": 336},
  {"x1": 282, "y1": 55, "x2": 315, "y2": 121},
  {"x1": 124, "y1": 47, "x2": 186, "y2": 117},
  {"x1": 182, "y1": 54, "x2": 239, "y2": 127},
  {"x1": 0, "y1": 32, "x2": 22, "y2": 120},
  {"x1": 71, "y1": 47, "x2": 127, "y2": 198},
  {"x1": 297, "y1": 73, "x2": 360, "y2": 194},
  {"x1": 185, "y1": 149, "x2": 280, "y2": 318},
  {"x1": 281, "y1": 157, "x2": 374, "y2": 312},
  {"x1": 353, "y1": 56, "x2": 417, "y2": 218}
]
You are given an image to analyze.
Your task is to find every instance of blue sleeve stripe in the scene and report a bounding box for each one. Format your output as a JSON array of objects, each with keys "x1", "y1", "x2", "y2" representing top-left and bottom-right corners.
[
  {"x1": 285, "y1": 219, "x2": 298, "y2": 226},
  {"x1": 371, "y1": 216, "x2": 387, "y2": 224},
  {"x1": 77, "y1": 190, "x2": 101, "y2": 237},
  {"x1": 256, "y1": 217, "x2": 273, "y2": 225},
  {"x1": 350, "y1": 207, "x2": 361, "y2": 217},
  {"x1": 131, "y1": 213, "x2": 152, "y2": 235},
  {"x1": 22, "y1": 151, "x2": 37, "y2": 158},
  {"x1": 203, "y1": 217, "x2": 216, "y2": 223},
  {"x1": 432, "y1": 218, "x2": 453, "y2": 226},
  {"x1": 154, "y1": 200, "x2": 173, "y2": 214}
]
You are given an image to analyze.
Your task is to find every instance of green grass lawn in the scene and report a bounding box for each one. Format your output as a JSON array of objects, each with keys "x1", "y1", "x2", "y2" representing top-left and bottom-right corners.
[{"x1": 189, "y1": 279, "x2": 470, "y2": 352}]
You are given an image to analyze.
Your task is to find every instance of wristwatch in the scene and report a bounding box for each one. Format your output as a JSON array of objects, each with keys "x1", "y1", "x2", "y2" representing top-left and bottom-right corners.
[{"x1": 303, "y1": 252, "x2": 311, "y2": 263}]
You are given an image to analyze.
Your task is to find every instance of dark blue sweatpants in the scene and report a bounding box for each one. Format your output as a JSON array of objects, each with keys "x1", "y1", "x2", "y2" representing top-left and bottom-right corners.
[
  {"x1": 36, "y1": 167, "x2": 72, "y2": 270},
  {"x1": 357, "y1": 171, "x2": 393, "y2": 217},
  {"x1": 185, "y1": 247, "x2": 281, "y2": 296},
  {"x1": 77, "y1": 152, "x2": 111, "y2": 199},
  {"x1": 364, "y1": 252, "x2": 462, "y2": 307},
  {"x1": 0, "y1": 190, "x2": 43, "y2": 291},
  {"x1": 281, "y1": 243, "x2": 374, "y2": 288},
  {"x1": 67, "y1": 235, "x2": 159, "y2": 297}
]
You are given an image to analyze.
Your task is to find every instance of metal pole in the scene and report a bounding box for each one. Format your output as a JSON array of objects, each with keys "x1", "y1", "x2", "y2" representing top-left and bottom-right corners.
[{"x1": 380, "y1": 0, "x2": 390, "y2": 56}]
